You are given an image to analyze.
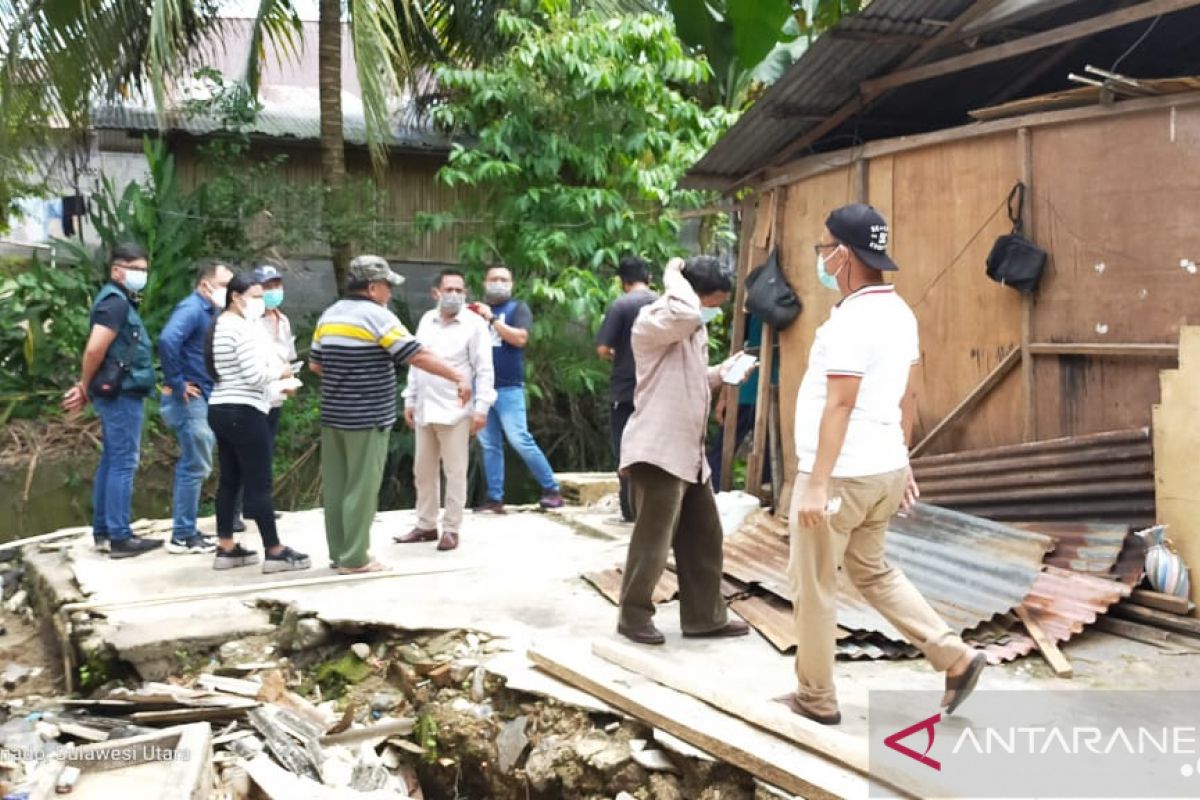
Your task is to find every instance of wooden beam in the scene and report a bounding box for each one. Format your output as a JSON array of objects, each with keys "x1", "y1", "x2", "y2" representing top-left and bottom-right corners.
[
  {"x1": 1014, "y1": 605, "x2": 1073, "y2": 677},
  {"x1": 860, "y1": 0, "x2": 1200, "y2": 97},
  {"x1": 736, "y1": 0, "x2": 1008, "y2": 191},
  {"x1": 745, "y1": 322, "x2": 774, "y2": 498},
  {"x1": 1093, "y1": 616, "x2": 1200, "y2": 652},
  {"x1": 590, "y1": 640, "x2": 945, "y2": 800},
  {"x1": 1019, "y1": 127, "x2": 1036, "y2": 442},
  {"x1": 1110, "y1": 602, "x2": 1200, "y2": 636},
  {"x1": 1029, "y1": 342, "x2": 1180, "y2": 357},
  {"x1": 910, "y1": 347, "x2": 1021, "y2": 457},
  {"x1": 528, "y1": 646, "x2": 878, "y2": 800},
  {"x1": 721, "y1": 205, "x2": 755, "y2": 492},
  {"x1": 1131, "y1": 588, "x2": 1196, "y2": 616}
]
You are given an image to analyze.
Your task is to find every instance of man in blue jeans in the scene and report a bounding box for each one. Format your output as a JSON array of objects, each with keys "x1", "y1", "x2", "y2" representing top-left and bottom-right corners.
[
  {"x1": 469, "y1": 266, "x2": 563, "y2": 513},
  {"x1": 62, "y1": 242, "x2": 164, "y2": 559},
  {"x1": 158, "y1": 261, "x2": 234, "y2": 554}
]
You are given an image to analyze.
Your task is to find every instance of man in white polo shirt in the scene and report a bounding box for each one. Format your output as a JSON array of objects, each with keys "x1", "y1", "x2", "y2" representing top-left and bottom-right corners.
[{"x1": 781, "y1": 204, "x2": 986, "y2": 725}]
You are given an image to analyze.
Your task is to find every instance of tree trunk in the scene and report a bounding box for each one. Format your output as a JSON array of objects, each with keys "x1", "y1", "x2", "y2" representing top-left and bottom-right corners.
[{"x1": 318, "y1": 0, "x2": 351, "y2": 295}]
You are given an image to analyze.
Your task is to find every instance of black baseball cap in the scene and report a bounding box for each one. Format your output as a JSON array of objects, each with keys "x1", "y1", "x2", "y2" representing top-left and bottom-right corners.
[
  {"x1": 826, "y1": 203, "x2": 898, "y2": 271},
  {"x1": 252, "y1": 264, "x2": 283, "y2": 284}
]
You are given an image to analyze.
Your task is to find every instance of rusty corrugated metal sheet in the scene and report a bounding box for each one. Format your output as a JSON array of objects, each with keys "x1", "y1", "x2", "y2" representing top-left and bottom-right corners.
[
  {"x1": 1012, "y1": 521, "x2": 1129, "y2": 576},
  {"x1": 912, "y1": 429, "x2": 1155, "y2": 527},
  {"x1": 724, "y1": 505, "x2": 1052, "y2": 641},
  {"x1": 968, "y1": 566, "x2": 1132, "y2": 663},
  {"x1": 581, "y1": 569, "x2": 678, "y2": 606}
]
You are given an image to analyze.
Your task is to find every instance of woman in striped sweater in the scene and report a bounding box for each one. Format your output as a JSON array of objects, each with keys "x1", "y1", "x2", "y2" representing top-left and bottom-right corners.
[{"x1": 205, "y1": 273, "x2": 310, "y2": 573}]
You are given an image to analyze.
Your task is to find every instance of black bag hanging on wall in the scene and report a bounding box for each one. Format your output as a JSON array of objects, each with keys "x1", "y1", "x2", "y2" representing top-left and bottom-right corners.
[
  {"x1": 744, "y1": 247, "x2": 802, "y2": 330},
  {"x1": 986, "y1": 182, "x2": 1047, "y2": 294}
]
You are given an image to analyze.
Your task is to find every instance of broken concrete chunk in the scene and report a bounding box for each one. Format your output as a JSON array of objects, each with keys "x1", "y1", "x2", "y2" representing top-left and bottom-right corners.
[
  {"x1": 350, "y1": 642, "x2": 371, "y2": 660},
  {"x1": 2, "y1": 663, "x2": 34, "y2": 689},
  {"x1": 449, "y1": 659, "x2": 480, "y2": 683},
  {"x1": 4, "y1": 588, "x2": 27, "y2": 612},
  {"x1": 469, "y1": 666, "x2": 486, "y2": 702},
  {"x1": 495, "y1": 715, "x2": 528, "y2": 774},
  {"x1": 632, "y1": 748, "x2": 680, "y2": 774}
]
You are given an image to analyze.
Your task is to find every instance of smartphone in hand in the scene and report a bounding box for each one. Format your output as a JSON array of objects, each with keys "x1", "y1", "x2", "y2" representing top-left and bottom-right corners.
[{"x1": 722, "y1": 352, "x2": 759, "y2": 385}]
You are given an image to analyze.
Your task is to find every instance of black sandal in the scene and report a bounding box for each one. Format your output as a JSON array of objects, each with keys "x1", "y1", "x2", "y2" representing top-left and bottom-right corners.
[{"x1": 943, "y1": 652, "x2": 987, "y2": 715}]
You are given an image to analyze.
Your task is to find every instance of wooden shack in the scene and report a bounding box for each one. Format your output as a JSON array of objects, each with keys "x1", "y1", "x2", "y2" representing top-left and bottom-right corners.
[{"x1": 692, "y1": 1, "x2": 1200, "y2": 605}]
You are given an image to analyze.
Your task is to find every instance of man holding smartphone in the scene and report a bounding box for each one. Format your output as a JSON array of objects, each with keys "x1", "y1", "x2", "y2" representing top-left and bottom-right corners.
[
  {"x1": 616, "y1": 255, "x2": 752, "y2": 646},
  {"x1": 783, "y1": 204, "x2": 985, "y2": 725}
]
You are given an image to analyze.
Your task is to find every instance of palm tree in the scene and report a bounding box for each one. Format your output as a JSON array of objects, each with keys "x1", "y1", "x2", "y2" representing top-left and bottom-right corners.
[{"x1": 1, "y1": 0, "x2": 507, "y2": 290}]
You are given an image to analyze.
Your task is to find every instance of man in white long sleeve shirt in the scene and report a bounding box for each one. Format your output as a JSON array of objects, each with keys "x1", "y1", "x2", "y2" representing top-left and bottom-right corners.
[{"x1": 398, "y1": 270, "x2": 496, "y2": 552}]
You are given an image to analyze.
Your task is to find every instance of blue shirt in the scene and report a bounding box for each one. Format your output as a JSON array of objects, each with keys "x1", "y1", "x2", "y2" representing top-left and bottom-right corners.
[
  {"x1": 488, "y1": 299, "x2": 533, "y2": 388},
  {"x1": 158, "y1": 291, "x2": 217, "y2": 398}
]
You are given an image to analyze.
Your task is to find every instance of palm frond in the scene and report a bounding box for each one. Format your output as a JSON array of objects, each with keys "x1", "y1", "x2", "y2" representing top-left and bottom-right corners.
[
  {"x1": 244, "y1": 0, "x2": 304, "y2": 96},
  {"x1": 349, "y1": 0, "x2": 410, "y2": 168}
]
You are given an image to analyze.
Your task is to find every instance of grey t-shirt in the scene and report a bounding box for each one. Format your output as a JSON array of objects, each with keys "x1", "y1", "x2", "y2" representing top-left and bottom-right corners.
[{"x1": 597, "y1": 287, "x2": 658, "y2": 404}]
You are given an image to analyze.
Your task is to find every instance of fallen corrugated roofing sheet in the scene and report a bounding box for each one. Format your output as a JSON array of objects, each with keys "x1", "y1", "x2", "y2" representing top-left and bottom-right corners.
[
  {"x1": 727, "y1": 591, "x2": 920, "y2": 659},
  {"x1": 723, "y1": 505, "x2": 1052, "y2": 640},
  {"x1": 581, "y1": 568, "x2": 678, "y2": 606},
  {"x1": 967, "y1": 566, "x2": 1133, "y2": 664},
  {"x1": 1013, "y1": 521, "x2": 1128, "y2": 576}
]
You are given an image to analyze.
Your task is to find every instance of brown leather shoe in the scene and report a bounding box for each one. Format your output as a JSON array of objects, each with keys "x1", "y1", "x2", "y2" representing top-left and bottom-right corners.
[
  {"x1": 682, "y1": 620, "x2": 750, "y2": 639},
  {"x1": 617, "y1": 623, "x2": 665, "y2": 645},
  {"x1": 394, "y1": 527, "x2": 437, "y2": 544},
  {"x1": 437, "y1": 531, "x2": 459, "y2": 551},
  {"x1": 774, "y1": 693, "x2": 842, "y2": 725},
  {"x1": 475, "y1": 502, "x2": 506, "y2": 515}
]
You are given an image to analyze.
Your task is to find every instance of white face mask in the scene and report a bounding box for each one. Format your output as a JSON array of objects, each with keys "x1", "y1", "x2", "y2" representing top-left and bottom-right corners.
[
  {"x1": 485, "y1": 281, "x2": 512, "y2": 302},
  {"x1": 700, "y1": 306, "x2": 722, "y2": 324},
  {"x1": 122, "y1": 268, "x2": 148, "y2": 293},
  {"x1": 243, "y1": 297, "x2": 265, "y2": 321},
  {"x1": 210, "y1": 287, "x2": 227, "y2": 309},
  {"x1": 439, "y1": 294, "x2": 465, "y2": 314}
]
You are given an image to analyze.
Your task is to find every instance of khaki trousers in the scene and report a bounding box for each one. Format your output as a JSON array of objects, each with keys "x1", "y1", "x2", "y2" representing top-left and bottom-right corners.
[
  {"x1": 414, "y1": 419, "x2": 471, "y2": 532},
  {"x1": 788, "y1": 468, "x2": 972, "y2": 716},
  {"x1": 618, "y1": 463, "x2": 728, "y2": 634}
]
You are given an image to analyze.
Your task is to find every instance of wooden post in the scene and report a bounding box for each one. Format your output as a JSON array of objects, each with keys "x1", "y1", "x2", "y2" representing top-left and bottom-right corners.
[
  {"x1": 719, "y1": 203, "x2": 753, "y2": 492},
  {"x1": 1018, "y1": 127, "x2": 1036, "y2": 441},
  {"x1": 744, "y1": 190, "x2": 782, "y2": 498}
]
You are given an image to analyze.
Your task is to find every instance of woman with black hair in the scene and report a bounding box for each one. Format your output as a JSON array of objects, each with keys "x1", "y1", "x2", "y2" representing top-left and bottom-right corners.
[{"x1": 206, "y1": 272, "x2": 310, "y2": 572}]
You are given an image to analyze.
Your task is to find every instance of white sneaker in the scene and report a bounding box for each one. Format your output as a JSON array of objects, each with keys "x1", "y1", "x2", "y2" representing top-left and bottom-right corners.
[{"x1": 167, "y1": 535, "x2": 217, "y2": 555}]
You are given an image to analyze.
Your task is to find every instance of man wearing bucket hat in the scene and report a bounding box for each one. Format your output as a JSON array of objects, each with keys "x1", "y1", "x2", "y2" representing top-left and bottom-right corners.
[
  {"x1": 782, "y1": 204, "x2": 986, "y2": 725},
  {"x1": 310, "y1": 256, "x2": 471, "y2": 573}
]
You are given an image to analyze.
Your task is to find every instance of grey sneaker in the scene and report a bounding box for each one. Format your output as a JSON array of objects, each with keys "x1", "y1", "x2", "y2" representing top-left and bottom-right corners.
[
  {"x1": 213, "y1": 543, "x2": 259, "y2": 570},
  {"x1": 93, "y1": 535, "x2": 111, "y2": 553},
  {"x1": 167, "y1": 535, "x2": 217, "y2": 555},
  {"x1": 109, "y1": 537, "x2": 164, "y2": 559},
  {"x1": 263, "y1": 546, "x2": 311, "y2": 574}
]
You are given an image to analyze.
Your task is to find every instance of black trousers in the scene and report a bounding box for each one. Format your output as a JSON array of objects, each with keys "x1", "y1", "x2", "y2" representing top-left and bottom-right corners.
[
  {"x1": 208, "y1": 403, "x2": 279, "y2": 548},
  {"x1": 610, "y1": 401, "x2": 636, "y2": 521}
]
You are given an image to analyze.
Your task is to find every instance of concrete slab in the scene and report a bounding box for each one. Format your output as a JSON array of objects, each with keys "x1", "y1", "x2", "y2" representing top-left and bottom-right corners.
[{"x1": 24, "y1": 504, "x2": 1200, "y2": 796}]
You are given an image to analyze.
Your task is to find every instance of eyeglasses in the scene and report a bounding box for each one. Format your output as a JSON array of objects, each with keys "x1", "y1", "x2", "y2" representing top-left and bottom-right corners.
[{"x1": 812, "y1": 242, "x2": 841, "y2": 257}]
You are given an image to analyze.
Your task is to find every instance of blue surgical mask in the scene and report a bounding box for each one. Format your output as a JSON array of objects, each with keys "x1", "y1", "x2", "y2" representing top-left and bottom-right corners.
[
  {"x1": 700, "y1": 306, "x2": 722, "y2": 324},
  {"x1": 263, "y1": 288, "x2": 284, "y2": 310},
  {"x1": 816, "y1": 250, "x2": 844, "y2": 291},
  {"x1": 123, "y1": 269, "x2": 148, "y2": 293}
]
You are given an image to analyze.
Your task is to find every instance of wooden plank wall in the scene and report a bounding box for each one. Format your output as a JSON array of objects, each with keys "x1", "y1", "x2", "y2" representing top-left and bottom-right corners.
[
  {"x1": 173, "y1": 139, "x2": 462, "y2": 263},
  {"x1": 1030, "y1": 105, "x2": 1200, "y2": 438},
  {"x1": 881, "y1": 133, "x2": 1023, "y2": 453}
]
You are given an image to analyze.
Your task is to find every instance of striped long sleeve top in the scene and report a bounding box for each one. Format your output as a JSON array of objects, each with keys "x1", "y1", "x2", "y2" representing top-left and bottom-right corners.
[
  {"x1": 210, "y1": 313, "x2": 275, "y2": 414},
  {"x1": 310, "y1": 296, "x2": 422, "y2": 430}
]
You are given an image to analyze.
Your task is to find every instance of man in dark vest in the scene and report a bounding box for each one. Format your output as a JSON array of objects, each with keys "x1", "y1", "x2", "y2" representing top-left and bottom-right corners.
[
  {"x1": 470, "y1": 265, "x2": 564, "y2": 513},
  {"x1": 62, "y1": 242, "x2": 164, "y2": 559}
]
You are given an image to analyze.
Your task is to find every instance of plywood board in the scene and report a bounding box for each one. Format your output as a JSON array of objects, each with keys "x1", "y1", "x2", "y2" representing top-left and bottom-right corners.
[
  {"x1": 776, "y1": 169, "x2": 855, "y2": 499},
  {"x1": 886, "y1": 133, "x2": 1024, "y2": 453},
  {"x1": 1031, "y1": 106, "x2": 1200, "y2": 438},
  {"x1": 1153, "y1": 326, "x2": 1200, "y2": 614},
  {"x1": 528, "y1": 644, "x2": 881, "y2": 800}
]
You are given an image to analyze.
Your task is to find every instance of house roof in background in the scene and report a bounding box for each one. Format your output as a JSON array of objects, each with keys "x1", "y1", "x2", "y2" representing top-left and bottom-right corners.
[
  {"x1": 91, "y1": 18, "x2": 449, "y2": 152},
  {"x1": 686, "y1": 0, "x2": 1200, "y2": 189}
]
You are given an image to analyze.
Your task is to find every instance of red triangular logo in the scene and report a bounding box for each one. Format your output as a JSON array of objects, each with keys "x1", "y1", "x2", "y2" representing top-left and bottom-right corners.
[{"x1": 884, "y1": 713, "x2": 942, "y2": 771}]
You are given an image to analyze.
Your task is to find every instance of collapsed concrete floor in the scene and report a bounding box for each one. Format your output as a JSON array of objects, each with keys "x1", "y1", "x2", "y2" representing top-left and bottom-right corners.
[{"x1": 14, "y1": 506, "x2": 1200, "y2": 798}]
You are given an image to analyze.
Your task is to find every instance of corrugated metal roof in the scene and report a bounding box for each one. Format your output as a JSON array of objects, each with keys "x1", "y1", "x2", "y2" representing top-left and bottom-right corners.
[
  {"x1": 723, "y1": 505, "x2": 1052, "y2": 641},
  {"x1": 1013, "y1": 521, "x2": 1128, "y2": 576},
  {"x1": 91, "y1": 98, "x2": 449, "y2": 151},
  {"x1": 684, "y1": 0, "x2": 1169, "y2": 187}
]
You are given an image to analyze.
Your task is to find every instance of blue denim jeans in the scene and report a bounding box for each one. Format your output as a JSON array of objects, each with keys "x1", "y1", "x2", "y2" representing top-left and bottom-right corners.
[
  {"x1": 478, "y1": 386, "x2": 559, "y2": 502},
  {"x1": 91, "y1": 393, "x2": 145, "y2": 542},
  {"x1": 161, "y1": 392, "x2": 216, "y2": 540}
]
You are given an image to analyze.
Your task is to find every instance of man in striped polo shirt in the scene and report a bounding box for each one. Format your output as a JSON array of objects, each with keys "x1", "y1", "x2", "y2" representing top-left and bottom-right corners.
[{"x1": 310, "y1": 256, "x2": 471, "y2": 574}]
